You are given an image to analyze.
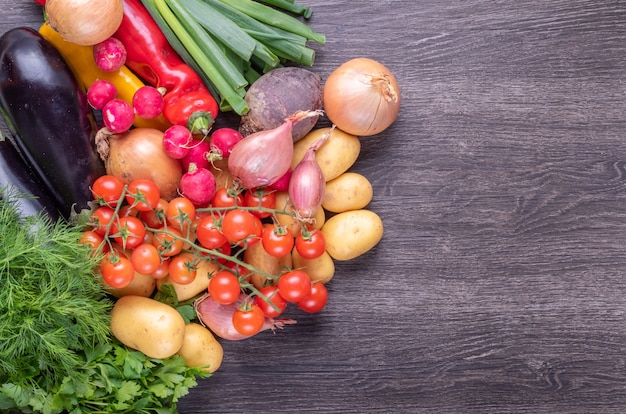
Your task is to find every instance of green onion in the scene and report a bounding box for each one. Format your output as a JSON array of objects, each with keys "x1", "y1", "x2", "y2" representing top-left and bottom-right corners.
[
  {"x1": 258, "y1": 0, "x2": 313, "y2": 19},
  {"x1": 217, "y1": 0, "x2": 325, "y2": 44},
  {"x1": 139, "y1": 0, "x2": 325, "y2": 115}
]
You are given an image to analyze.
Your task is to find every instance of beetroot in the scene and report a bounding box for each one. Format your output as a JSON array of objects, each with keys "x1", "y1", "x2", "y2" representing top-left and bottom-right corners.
[{"x1": 239, "y1": 67, "x2": 323, "y2": 142}]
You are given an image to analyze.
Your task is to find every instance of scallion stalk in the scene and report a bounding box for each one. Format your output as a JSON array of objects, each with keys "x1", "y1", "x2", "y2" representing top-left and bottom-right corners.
[
  {"x1": 258, "y1": 0, "x2": 313, "y2": 19},
  {"x1": 217, "y1": 0, "x2": 325, "y2": 44}
]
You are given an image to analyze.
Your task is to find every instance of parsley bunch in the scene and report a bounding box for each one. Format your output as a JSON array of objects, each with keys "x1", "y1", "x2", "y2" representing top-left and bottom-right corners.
[{"x1": 0, "y1": 189, "x2": 208, "y2": 413}]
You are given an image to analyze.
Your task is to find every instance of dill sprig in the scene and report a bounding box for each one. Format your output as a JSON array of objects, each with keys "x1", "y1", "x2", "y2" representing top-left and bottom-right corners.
[{"x1": 0, "y1": 187, "x2": 113, "y2": 390}]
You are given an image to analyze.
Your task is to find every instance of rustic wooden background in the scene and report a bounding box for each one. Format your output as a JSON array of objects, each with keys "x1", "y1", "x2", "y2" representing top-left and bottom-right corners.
[{"x1": 3, "y1": 0, "x2": 626, "y2": 412}]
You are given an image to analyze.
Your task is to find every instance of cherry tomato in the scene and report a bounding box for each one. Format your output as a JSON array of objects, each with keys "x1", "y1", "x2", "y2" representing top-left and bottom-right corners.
[
  {"x1": 168, "y1": 252, "x2": 197, "y2": 284},
  {"x1": 126, "y1": 178, "x2": 161, "y2": 212},
  {"x1": 208, "y1": 270, "x2": 241, "y2": 305},
  {"x1": 90, "y1": 206, "x2": 115, "y2": 236},
  {"x1": 221, "y1": 208, "x2": 258, "y2": 245},
  {"x1": 295, "y1": 228, "x2": 326, "y2": 260},
  {"x1": 208, "y1": 241, "x2": 232, "y2": 265},
  {"x1": 196, "y1": 214, "x2": 227, "y2": 249},
  {"x1": 243, "y1": 187, "x2": 276, "y2": 219},
  {"x1": 130, "y1": 243, "x2": 161, "y2": 275},
  {"x1": 139, "y1": 198, "x2": 169, "y2": 228},
  {"x1": 232, "y1": 304, "x2": 265, "y2": 336},
  {"x1": 100, "y1": 252, "x2": 135, "y2": 288},
  {"x1": 78, "y1": 230, "x2": 105, "y2": 252},
  {"x1": 91, "y1": 174, "x2": 125, "y2": 206},
  {"x1": 255, "y1": 285, "x2": 287, "y2": 318},
  {"x1": 297, "y1": 281, "x2": 329, "y2": 313},
  {"x1": 111, "y1": 216, "x2": 146, "y2": 249},
  {"x1": 150, "y1": 258, "x2": 170, "y2": 280},
  {"x1": 166, "y1": 196, "x2": 196, "y2": 232},
  {"x1": 277, "y1": 269, "x2": 311, "y2": 303},
  {"x1": 261, "y1": 224, "x2": 294, "y2": 258},
  {"x1": 211, "y1": 187, "x2": 243, "y2": 209},
  {"x1": 152, "y1": 227, "x2": 184, "y2": 257}
]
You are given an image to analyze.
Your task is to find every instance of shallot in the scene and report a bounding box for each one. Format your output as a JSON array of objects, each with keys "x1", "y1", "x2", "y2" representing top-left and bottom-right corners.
[
  {"x1": 228, "y1": 110, "x2": 322, "y2": 189},
  {"x1": 288, "y1": 133, "x2": 330, "y2": 218},
  {"x1": 194, "y1": 293, "x2": 296, "y2": 341}
]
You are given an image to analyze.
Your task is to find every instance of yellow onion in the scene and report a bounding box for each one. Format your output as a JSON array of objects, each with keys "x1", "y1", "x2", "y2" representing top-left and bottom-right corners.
[
  {"x1": 323, "y1": 57, "x2": 401, "y2": 136},
  {"x1": 46, "y1": 0, "x2": 124, "y2": 46}
]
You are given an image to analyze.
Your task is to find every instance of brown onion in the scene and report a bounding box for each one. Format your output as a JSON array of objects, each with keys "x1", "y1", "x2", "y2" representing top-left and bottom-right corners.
[
  {"x1": 96, "y1": 127, "x2": 183, "y2": 200},
  {"x1": 228, "y1": 110, "x2": 322, "y2": 189},
  {"x1": 46, "y1": 0, "x2": 124, "y2": 46},
  {"x1": 323, "y1": 57, "x2": 401, "y2": 136}
]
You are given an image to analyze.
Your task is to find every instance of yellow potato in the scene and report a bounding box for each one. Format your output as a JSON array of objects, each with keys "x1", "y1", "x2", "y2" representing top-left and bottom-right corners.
[
  {"x1": 274, "y1": 191, "x2": 326, "y2": 235},
  {"x1": 292, "y1": 249, "x2": 335, "y2": 284},
  {"x1": 322, "y1": 172, "x2": 373, "y2": 213},
  {"x1": 177, "y1": 323, "x2": 224, "y2": 373},
  {"x1": 244, "y1": 231, "x2": 292, "y2": 289},
  {"x1": 110, "y1": 295, "x2": 186, "y2": 359},
  {"x1": 321, "y1": 209, "x2": 384, "y2": 261},
  {"x1": 157, "y1": 260, "x2": 218, "y2": 301},
  {"x1": 107, "y1": 271, "x2": 156, "y2": 298},
  {"x1": 292, "y1": 127, "x2": 361, "y2": 182}
]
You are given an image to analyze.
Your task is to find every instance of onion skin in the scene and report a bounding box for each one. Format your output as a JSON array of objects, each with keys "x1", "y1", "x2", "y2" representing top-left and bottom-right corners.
[
  {"x1": 194, "y1": 293, "x2": 297, "y2": 341},
  {"x1": 46, "y1": 0, "x2": 124, "y2": 46},
  {"x1": 323, "y1": 57, "x2": 401, "y2": 136},
  {"x1": 101, "y1": 127, "x2": 183, "y2": 200}
]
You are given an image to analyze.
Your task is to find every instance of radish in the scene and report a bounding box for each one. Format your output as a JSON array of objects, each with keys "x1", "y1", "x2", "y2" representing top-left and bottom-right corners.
[
  {"x1": 87, "y1": 79, "x2": 117, "y2": 110},
  {"x1": 132, "y1": 85, "x2": 164, "y2": 119},
  {"x1": 93, "y1": 37, "x2": 127, "y2": 72},
  {"x1": 102, "y1": 98, "x2": 134, "y2": 133},
  {"x1": 179, "y1": 162, "x2": 217, "y2": 207},
  {"x1": 162, "y1": 125, "x2": 192, "y2": 159},
  {"x1": 209, "y1": 127, "x2": 243, "y2": 158},
  {"x1": 181, "y1": 139, "x2": 211, "y2": 170}
]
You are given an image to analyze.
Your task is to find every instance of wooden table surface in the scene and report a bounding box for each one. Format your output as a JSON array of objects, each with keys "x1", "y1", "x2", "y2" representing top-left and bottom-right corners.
[{"x1": 4, "y1": 1, "x2": 626, "y2": 413}]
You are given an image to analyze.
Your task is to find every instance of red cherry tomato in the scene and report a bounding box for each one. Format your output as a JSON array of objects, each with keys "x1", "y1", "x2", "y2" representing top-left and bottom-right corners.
[
  {"x1": 277, "y1": 269, "x2": 311, "y2": 303},
  {"x1": 232, "y1": 304, "x2": 265, "y2": 336},
  {"x1": 243, "y1": 187, "x2": 276, "y2": 219},
  {"x1": 208, "y1": 270, "x2": 241, "y2": 305},
  {"x1": 261, "y1": 224, "x2": 294, "y2": 258},
  {"x1": 126, "y1": 178, "x2": 161, "y2": 212},
  {"x1": 91, "y1": 174, "x2": 125, "y2": 206},
  {"x1": 255, "y1": 285, "x2": 288, "y2": 318},
  {"x1": 295, "y1": 228, "x2": 326, "y2": 259},
  {"x1": 297, "y1": 281, "x2": 329, "y2": 313},
  {"x1": 100, "y1": 252, "x2": 135, "y2": 288},
  {"x1": 111, "y1": 216, "x2": 146, "y2": 249}
]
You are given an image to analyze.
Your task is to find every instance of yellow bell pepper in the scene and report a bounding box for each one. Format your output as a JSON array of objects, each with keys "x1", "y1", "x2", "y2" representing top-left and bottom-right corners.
[{"x1": 38, "y1": 22, "x2": 171, "y2": 131}]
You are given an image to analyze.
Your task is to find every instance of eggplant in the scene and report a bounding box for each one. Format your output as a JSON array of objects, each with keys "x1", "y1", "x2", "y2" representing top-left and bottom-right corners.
[
  {"x1": 0, "y1": 27, "x2": 105, "y2": 219},
  {"x1": 0, "y1": 137, "x2": 62, "y2": 221}
]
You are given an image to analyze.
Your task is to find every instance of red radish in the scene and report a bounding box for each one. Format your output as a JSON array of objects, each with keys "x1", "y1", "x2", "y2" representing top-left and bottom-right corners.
[
  {"x1": 132, "y1": 86, "x2": 164, "y2": 119},
  {"x1": 209, "y1": 127, "x2": 243, "y2": 158},
  {"x1": 93, "y1": 37, "x2": 127, "y2": 72},
  {"x1": 269, "y1": 168, "x2": 292, "y2": 192},
  {"x1": 87, "y1": 79, "x2": 117, "y2": 110},
  {"x1": 102, "y1": 98, "x2": 134, "y2": 133},
  {"x1": 163, "y1": 125, "x2": 193, "y2": 159},
  {"x1": 179, "y1": 162, "x2": 217, "y2": 207},
  {"x1": 181, "y1": 139, "x2": 211, "y2": 170}
]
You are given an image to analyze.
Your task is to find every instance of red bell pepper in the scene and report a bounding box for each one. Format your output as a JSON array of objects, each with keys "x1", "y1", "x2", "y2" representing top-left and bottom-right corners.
[{"x1": 115, "y1": 0, "x2": 219, "y2": 134}]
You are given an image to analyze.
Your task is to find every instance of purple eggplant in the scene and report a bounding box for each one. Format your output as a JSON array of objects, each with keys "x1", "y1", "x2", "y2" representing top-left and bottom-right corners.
[{"x1": 0, "y1": 27, "x2": 104, "y2": 218}]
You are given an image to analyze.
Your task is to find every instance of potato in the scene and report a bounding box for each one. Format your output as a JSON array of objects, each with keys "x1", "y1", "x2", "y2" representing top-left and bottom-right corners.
[
  {"x1": 177, "y1": 323, "x2": 224, "y2": 373},
  {"x1": 110, "y1": 295, "x2": 186, "y2": 358},
  {"x1": 274, "y1": 191, "x2": 326, "y2": 236},
  {"x1": 292, "y1": 249, "x2": 335, "y2": 284},
  {"x1": 292, "y1": 127, "x2": 361, "y2": 182},
  {"x1": 157, "y1": 260, "x2": 218, "y2": 301},
  {"x1": 244, "y1": 231, "x2": 292, "y2": 289},
  {"x1": 322, "y1": 172, "x2": 373, "y2": 213},
  {"x1": 107, "y1": 271, "x2": 156, "y2": 298},
  {"x1": 321, "y1": 209, "x2": 384, "y2": 261}
]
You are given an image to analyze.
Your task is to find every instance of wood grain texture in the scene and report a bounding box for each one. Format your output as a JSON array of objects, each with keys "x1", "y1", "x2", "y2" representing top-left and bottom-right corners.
[{"x1": 3, "y1": 0, "x2": 626, "y2": 413}]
